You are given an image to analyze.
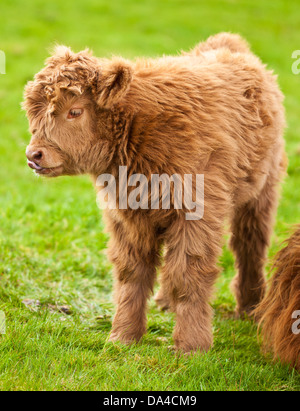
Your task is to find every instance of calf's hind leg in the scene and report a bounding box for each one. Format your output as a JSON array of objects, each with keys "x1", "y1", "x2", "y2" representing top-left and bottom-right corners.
[
  {"x1": 230, "y1": 175, "x2": 280, "y2": 316},
  {"x1": 154, "y1": 286, "x2": 171, "y2": 311}
]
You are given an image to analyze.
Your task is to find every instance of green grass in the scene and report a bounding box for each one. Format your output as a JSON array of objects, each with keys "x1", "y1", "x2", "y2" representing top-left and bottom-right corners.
[{"x1": 0, "y1": 0, "x2": 300, "y2": 391}]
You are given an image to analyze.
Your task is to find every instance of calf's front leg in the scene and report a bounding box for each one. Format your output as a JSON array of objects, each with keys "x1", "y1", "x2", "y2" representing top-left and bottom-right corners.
[
  {"x1": 106, "y1": 218, "x2": 160, "y2": 344},
  {"x1": 161, "y1": 217, "x2": 224, "y2": 353}
]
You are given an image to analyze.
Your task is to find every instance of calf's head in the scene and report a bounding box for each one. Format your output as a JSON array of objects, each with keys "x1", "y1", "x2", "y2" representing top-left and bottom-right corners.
[{"x1": 23, "y1": 46, "x2": 132, "y2": 177}]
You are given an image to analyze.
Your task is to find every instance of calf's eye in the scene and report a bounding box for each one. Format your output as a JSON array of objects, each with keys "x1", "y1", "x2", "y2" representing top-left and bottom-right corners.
[{"x1": 67, "y1": 108, "x2": 83, "y2": 119}]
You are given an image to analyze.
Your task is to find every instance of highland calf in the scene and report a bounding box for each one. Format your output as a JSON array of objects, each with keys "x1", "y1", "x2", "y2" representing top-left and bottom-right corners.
[{"x1": 24, "y1": 33, "x2": 286, "y2": 352}]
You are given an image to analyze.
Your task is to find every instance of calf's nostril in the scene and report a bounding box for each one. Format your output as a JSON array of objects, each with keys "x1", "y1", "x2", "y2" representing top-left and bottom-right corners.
[{"x1": 32, "y1": 151, "x2": 43, "y2": 162}]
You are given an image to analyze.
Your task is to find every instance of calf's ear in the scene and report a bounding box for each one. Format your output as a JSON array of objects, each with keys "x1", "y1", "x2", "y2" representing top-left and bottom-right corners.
[{"x1": 97, "y1": 58, "x2": 133, "y2": 108}]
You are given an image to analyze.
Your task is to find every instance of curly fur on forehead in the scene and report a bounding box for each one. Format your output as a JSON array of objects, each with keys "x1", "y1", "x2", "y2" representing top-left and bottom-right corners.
[
  {"x1": 23, "y1": 46, "x2": 99, "y2": 118},
  {"x1": 23, "y1": 45, "x2": 133, "y2": 123},
  {"x1": 40, "y1": 46, "x2": 100, "y2": 98}
]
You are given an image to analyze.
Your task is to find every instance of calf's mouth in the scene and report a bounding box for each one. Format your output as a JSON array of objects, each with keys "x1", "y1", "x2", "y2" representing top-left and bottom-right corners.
[{"x1": 27, "y1": 160, "x2": 62, "y2": 176}]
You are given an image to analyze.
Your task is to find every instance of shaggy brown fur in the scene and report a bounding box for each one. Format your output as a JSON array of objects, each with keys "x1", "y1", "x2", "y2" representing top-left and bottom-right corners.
[
  {"x1": 255, "y1": 227, "x2": 300, "y2": 370},
  {"x1": 23, "y1": 33, "x2": 286, "y2": 352}
]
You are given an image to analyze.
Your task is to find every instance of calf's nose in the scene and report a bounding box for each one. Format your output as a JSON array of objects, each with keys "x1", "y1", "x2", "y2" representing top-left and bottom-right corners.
[{"x1": 26, "y1": 149, "x2": 43, "y2": 163}]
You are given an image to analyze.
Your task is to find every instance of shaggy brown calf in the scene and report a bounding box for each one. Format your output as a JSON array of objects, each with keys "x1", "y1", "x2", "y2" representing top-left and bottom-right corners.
[
  {"x1": 24, "y1": 33, "x2": 286, "y2": 353},
  {"x1": 255, "y1": 227, "x2": 300, "y2": 370}
]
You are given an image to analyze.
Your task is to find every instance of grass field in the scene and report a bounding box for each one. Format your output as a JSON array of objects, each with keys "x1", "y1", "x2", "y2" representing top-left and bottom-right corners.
[{"x1": 0, "y1": 0, "x2": 300, "y2": 391}]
